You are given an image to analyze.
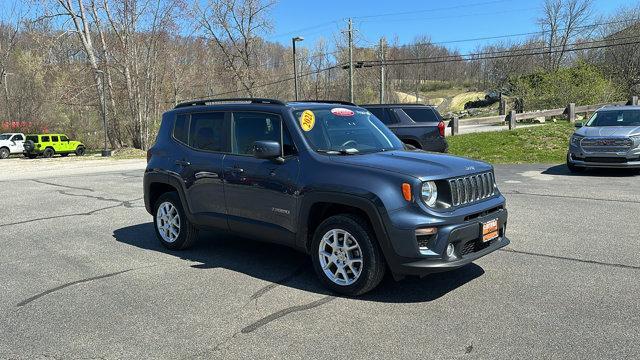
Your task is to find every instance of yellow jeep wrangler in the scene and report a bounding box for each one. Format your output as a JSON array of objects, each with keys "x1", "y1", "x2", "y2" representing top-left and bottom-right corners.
[{"x1": 23, "y1": 134, "x2": 86, "y2": 159}]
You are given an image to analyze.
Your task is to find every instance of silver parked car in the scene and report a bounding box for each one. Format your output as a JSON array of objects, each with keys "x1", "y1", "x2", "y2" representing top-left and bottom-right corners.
[{"x1": 567, "y1": 106, "x2": 640, "y2": 172}]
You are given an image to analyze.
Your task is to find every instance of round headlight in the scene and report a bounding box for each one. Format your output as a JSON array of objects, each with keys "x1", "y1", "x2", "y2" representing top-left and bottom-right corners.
[{"x1": 421, "y1": 181, "x2": 438, "y2": 207}]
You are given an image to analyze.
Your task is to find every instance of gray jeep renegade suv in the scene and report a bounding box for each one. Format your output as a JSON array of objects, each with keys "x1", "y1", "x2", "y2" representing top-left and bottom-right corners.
[{"x1": 144, "y1": 98, "x2": 510, "y2": 295}]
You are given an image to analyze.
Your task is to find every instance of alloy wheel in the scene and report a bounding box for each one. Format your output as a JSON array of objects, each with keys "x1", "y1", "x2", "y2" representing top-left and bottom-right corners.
[
  {"x1": 156, "y1": 201, "x2": 181, "y2": 243},
  {"x1": 318, "y1": 229, "x2": 363, "y2": 286}
]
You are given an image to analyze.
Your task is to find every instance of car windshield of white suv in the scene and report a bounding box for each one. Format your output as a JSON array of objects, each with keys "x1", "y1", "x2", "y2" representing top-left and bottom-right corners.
[
  {"x1": 586, "y1": 110, "x2": 640, "y2": 127},
  {"x1": 0, "y1": 134, "x2": 11, "y2": 140},
  {"x1": 293, "y1": 107, "x2": 403, "y2": 154}
]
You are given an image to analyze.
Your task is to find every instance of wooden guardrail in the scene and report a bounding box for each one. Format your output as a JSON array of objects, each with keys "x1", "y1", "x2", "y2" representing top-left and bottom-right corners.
[{"x1": 449, "y1": 96, "x2": 638, "y2": 135}]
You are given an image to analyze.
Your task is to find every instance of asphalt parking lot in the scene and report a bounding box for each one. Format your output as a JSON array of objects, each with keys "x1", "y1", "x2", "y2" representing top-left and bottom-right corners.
[{"x1": 1, "y1": 158, "x2": 639, "y2": 359}]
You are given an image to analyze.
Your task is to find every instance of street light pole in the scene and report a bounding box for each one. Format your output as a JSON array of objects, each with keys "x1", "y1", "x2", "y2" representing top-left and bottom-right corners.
[
  {"x1": 95, "y1": 70, "x2": 111, "y2": 157},
  {"x1": 292, "y1": 36, "x2": 304, "y2": 101}
]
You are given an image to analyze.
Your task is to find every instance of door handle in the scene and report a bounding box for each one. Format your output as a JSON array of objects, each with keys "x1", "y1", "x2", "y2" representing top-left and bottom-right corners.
[{"x1": 175, "y1": 160, "x2": 191, "y2": 166}]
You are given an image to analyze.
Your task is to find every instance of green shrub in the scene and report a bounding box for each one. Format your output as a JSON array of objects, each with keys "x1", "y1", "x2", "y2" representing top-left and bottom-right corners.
[{"x1": 508, "y1": 62, "x2": 623, "y2": 110}]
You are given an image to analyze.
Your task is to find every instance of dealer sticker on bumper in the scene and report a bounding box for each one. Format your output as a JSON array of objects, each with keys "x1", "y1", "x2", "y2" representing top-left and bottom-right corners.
[{"x1": 482, "y1": 219, "x2": 499, "y2": 242}]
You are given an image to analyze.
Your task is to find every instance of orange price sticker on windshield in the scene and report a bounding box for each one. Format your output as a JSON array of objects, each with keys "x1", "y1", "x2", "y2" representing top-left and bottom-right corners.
[{"x1": 300, "y1": 110, "x2": 315, "y2": 131}]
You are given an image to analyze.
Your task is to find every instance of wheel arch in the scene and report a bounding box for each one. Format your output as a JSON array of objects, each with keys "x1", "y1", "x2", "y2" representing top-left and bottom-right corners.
[
  {"x1": 144, "y1": 172, "x2": 193, "y2": 221},
  {"x1": 297, "y1": 192, "x2": 391, "y2": 256},
  {"x1": 399, "y1": 137, "x2": 422, "y2": 149}
]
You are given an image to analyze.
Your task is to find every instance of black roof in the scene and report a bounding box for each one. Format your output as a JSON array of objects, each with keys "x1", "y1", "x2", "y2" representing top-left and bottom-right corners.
[
  {"x1": 174, "y1": 98, "x2": 285, "y2": 109},
  {"x1": 174, "y1": 98, "x2": 357, "y2": 109}
]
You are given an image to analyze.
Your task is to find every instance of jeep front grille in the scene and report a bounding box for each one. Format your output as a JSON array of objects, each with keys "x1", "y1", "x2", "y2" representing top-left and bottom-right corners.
[{"x1": 448, "y1": 172, "x2": 495, "y2": 207}]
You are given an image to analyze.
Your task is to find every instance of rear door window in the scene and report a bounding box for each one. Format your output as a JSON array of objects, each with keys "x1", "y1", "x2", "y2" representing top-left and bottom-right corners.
[
  {"x1": 188, "y1": 112, "x2": 228, "y2": 152},
  {"x1": 12, "y1": 134, "x2": 24, "y2": 141},
  {"x1": 26, "y1": 136, "x2": 38, "y2": 143},
  {"x1": 400, "y1": 107, "x2": 441, "y2": 123},
  {"x1": 367, "y1": 107, "x2": 398, "y2": 125}
]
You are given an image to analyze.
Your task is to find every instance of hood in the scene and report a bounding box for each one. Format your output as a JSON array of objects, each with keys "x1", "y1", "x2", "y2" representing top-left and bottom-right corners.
[
  {"x1": 576, "y1": 126, "x2": 640, "y2": 137},
  {"x1": 329, "y1": 150, "x2": 492, "y2": 180}
]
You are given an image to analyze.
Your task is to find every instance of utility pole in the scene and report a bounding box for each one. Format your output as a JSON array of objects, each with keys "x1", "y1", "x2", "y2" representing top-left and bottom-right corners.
[
  {"x1": 347, "y1": 18, "x2": 354, "y2": 103},
  {"x1": 96, "y1": 70, "x2": 111, "y2": 157},
  {"x1": 379, "y1": 37, "x2": 385, "y2": 104},
  {"x1": 292, "y1": 36, "x2": 304, "y2": 101}
]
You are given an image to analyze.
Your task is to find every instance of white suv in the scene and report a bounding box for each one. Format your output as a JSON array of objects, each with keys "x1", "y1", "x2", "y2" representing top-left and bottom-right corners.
[{"x1": 0, "y1": 133, "x2": 25, "y2": 159}]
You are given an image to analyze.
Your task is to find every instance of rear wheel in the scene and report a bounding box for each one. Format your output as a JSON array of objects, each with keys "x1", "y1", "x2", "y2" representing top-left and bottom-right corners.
[
  {"x1": 43, "y1": 148, "x2": 54, "y2": 158},
  {"x1": 0, "y1": 148, "x2": 9, "y2": 159},
  {"x1": 311, "y1": 214, "x2": 386, "y2": 296},
  {"x1": 153, "y1": 192, "x2": 199, "y2": 250},
  {"x1": 75, "y1": 146, "x2": 85, "y2": 156}
]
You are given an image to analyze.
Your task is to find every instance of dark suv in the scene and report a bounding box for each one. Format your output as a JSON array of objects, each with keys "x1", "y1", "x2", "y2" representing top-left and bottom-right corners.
[
  {"x1": 362, "y1": 104, "x2": 448, "y2": 152},
  {"x1": 144, "y1": 98, "x2": 509, "y2": 295}
]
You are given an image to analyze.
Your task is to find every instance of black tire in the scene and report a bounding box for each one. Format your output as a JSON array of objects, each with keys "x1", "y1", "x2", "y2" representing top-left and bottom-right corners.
[
  {"x1": 43, "y1": 148, "x2": 54, "y2": 158},
  {"x1": 311, "y1": 214, "x2": 386, "y2": 296},
  {"x1": 0, "y1": 147, "x2": 9, "y2": 159},
  {"x1": 75, "y1": 146, "x2": 85, "y2": 156},
  {"x1": 153, "y1": 192, "x2": 199, "y2": 250},
  {"x1": 566, "y1": 154, "x2": 585, "y2": 173}
]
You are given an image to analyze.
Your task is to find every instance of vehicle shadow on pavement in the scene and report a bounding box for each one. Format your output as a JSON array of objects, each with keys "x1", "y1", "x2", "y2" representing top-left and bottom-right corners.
[
  {"x1": 113, "y1": 223, "x2": 484, "y2": 303},
  {"x1": 542, "y1": 164, "x2": 638, "y2": 177}
]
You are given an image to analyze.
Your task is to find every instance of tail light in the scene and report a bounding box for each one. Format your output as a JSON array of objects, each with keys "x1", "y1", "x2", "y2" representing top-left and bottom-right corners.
[
  {"x1": 437, "y1": 121, "x2": 446, "y2": 137},
  {"x1": 146, "y1": 149, "x2": 152, "y2": 163}
]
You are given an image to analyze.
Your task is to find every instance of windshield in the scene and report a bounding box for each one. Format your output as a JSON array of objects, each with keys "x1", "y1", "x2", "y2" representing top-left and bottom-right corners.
[
  {"x1": 0, "y1": 134, "x2": 11, "y2": 140},
  {"x1": 292, "y1": 107, "x2": 403, "y2": 154},
  {"x1": 586, "y1": 110, "x2": 640, "y2": 127}
]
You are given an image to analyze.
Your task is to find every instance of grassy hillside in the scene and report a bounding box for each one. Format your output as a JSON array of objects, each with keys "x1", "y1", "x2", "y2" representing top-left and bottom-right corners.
[{"x1": 447, "y1": 121, "x2": 575, "y2": 164}]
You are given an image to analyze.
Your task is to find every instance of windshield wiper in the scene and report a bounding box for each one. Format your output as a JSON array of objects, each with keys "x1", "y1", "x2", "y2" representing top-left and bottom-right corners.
[{"x1": 316, "y1": 148, "x2": 360, "y2": 155}]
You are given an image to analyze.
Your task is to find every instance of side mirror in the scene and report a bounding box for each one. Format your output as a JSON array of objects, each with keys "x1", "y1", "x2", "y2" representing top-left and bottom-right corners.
[
  {"x1": 575, "y1": 122, "x2": 584, "y2": 128},
  {"x1": 253, "y1": 140, "x2": 282, "y2": 161}
]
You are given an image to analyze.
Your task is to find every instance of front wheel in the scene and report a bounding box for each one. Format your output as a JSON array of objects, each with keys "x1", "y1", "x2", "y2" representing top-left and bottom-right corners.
[
  {"x1": 311, "y1": 214, "x2": 386, "y2": 296},
  {"x1": 75, "y1": 146, "x2": 86, "y2": 156},
  {"x1": 153, "y1": 192, "x2": 199, "y2": 250}
]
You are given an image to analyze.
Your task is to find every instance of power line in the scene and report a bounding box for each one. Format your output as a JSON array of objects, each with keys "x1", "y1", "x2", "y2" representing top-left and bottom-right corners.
[
  {"x1": 269, "y1": 0, "x2": 513, "y2": 39},
  {"x1": 352, "y1": 0, "x2": 512, "y2": 20},
  {"x1": 183, "y1": 34, "x2": 639, "y2": 102},
  {"x1": 294, "y1": 17, "x2": 640, "y2": 66},
  {"x1": 358, "y1": 39, "x2": 640, "y2": 68},
  {"x1": 361, "y1": 34, "x2": 640, "y2": 65}
]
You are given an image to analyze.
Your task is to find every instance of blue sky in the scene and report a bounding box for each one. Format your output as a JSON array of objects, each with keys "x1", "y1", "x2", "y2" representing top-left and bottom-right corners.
[{"x1": 270, "y1": 0, "x2": 637, "y2": 53}]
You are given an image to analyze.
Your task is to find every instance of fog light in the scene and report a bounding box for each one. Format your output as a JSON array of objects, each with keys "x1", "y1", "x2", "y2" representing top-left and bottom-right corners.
[{"x1": 446, "y1": 243, "x2": 455, "y2": 258}]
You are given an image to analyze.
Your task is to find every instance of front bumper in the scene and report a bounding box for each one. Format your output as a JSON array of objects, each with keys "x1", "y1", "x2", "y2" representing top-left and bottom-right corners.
[
  {"x1": 397, "y1": 235, "x2": 509, "y2": 275},
  {"x1": 382, "y1": 196, "x2": 509, "y2": 276},
  {"x1": 568, "y1": 152, "x2": 640, "y2": 169}
]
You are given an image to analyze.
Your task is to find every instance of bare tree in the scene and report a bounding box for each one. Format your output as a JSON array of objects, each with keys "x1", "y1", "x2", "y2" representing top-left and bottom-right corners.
[
  {"x1": 538, "y1": 0, "x2": 594, "y2": 71},
  {"x1": 195, "y1": 0, "x2": 276, "y2": 97}
]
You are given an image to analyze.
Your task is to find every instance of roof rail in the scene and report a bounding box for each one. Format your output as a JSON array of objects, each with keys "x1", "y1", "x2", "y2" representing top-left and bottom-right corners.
[
  {"x1": 174, "y1": 98, "x2": 285, "y2": 109},
  {"x1": 291, "y1": 100, "x2": 357, "y2": 106}
]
